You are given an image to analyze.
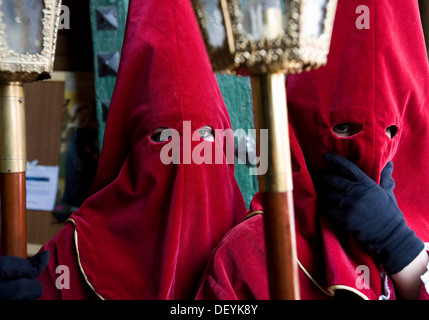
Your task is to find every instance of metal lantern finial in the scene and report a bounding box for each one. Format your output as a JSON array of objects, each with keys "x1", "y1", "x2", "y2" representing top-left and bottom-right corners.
[
  {"x1": 192, "y1": 0, "x2": 338, "y2": 300},
  {"x1": 192, "y1": 0, "x2": 337, "y2": 74}
]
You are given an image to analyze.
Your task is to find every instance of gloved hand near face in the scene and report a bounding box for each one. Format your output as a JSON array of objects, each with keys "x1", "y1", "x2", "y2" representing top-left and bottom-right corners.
[
  {"x1": 0, "y1": 251, "x2": 49, "y2": 300},
  {"x1": 314, "y1": 152, "x2": 424, "y2": 275}
]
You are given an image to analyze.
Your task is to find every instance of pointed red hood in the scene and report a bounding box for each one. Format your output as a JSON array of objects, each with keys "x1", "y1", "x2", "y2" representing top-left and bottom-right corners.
[
  {"x1": 69, "y1": 0, "x2": 247, "y2": 299},
  {"x1": 251, "y1": 0, "x2": 429, "y2": 299}
]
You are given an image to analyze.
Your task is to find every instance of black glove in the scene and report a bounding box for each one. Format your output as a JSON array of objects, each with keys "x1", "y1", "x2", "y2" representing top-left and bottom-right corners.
[
  {"x1": 0, "y1": 251, "x2": 50, "y2": 300},
  {"x1": 314, "y1": 153, "x2": 424, "y2": 275}
]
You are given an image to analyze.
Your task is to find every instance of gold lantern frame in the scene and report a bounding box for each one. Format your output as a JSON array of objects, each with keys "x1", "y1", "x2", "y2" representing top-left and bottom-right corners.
[
  {"x1": 0, "y1": 0, "x2": 62, "y2": 82},
  {"x1": 192, "y1": 0, "x2": 338, "y2": 74}
]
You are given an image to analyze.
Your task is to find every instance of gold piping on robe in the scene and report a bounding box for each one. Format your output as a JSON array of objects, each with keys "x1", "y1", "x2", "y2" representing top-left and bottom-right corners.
[
  {"x1": 67, "y1": 218, "x2": 105, "y2": 300},
  {"x1": 247, "y1": 211, "x2": 369, "y2": 300}
]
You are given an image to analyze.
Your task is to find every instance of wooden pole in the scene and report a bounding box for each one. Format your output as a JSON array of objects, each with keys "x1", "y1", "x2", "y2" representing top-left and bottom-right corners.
[
  {"x1": 262, "y1": 191, "x2": 299, "y2": 299},
  {"x1": 251, "y1": 73, "x2": 300, "y2": 300},
  {"x1": 1, "y1": 172, "x2": 27, "y2": 257},
  {"x1": 0, "y1": 82, "x2": 27, "y2": 258}
]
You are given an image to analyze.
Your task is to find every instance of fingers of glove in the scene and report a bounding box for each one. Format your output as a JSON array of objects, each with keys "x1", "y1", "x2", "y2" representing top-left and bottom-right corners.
[
  {"x1": 0, "y1": 279, "x2": 43, "y2": 300},
  {"x1": 323, "y1": 153, "x2": 364, "y2": 182},
  {"x1": 312, "y1": 172, "x2": 347, "y2": 209},
  {"x1": 0, "y1": 256, "x2": 35, "y2": 281},
  {"x1": 29, "y1": 251, "x2": 50, "y2": 278},
  {"x1": 318, "y1": 172, "x2": 352, "y2": 192},
  {"x1": 380, "y1": 161, "x2": 395, "y2": 193},
  {"x1": 315, "y1": 182, "x2": 346, "y2": 214}
]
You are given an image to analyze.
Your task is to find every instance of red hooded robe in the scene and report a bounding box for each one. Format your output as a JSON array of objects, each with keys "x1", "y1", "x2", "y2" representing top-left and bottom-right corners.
[
  {"x1": 196, "y1": 0, "x2": 429, "y2": 300},
  {"x1": 37, "y1": 0, "x2": 247, "y2": 299}
]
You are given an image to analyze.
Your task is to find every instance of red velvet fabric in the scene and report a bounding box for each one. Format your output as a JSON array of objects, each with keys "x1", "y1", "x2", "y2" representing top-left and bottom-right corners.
[
  {"x1": 38, "y1": 0, "x2": 247, "y2": 299},
  {"x1": 38, "y1": 224, "x2": 97, "y2": 299},
  {"x1": 196, "y1": 0, "x2": 429, "y2": 300}
]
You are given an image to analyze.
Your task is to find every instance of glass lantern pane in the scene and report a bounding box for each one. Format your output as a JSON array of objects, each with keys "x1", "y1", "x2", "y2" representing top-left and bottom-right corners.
[
  {"x1": 200, "y1": 0, "x2": 226, "y2": 48},
  {"x1": 1, "y1": 0, "x2": 44, "y2": 54},
  {"x1": 241, "y1": 0, "x2": 286, "y2": 40},
  {"x1": 301, "y1": 0, "x2": 328, "y2": 38}
]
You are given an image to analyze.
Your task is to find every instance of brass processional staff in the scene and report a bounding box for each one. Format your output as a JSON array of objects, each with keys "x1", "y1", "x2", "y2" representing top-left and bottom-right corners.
[
  {"x1": 191, "y1": 0, "x2": 338, "y2": 299},
  {"x1": 0, "y1": 0, "x2": 62, "y2": 257}
]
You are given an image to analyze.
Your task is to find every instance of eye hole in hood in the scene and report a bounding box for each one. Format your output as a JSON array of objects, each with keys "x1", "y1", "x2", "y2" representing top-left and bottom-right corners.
[
  {"x1": 198, "y1": 126, "x2": 215, "y2": 142},
  {"x1": 151, "y1": 127, "x2": 173, "y2": 143},
  {"x1": 150, "y1": 126, "x2": 215, "y2": 143},
  {"x1": 385, "y1": 125, "x2": 398, "y2": 139},
  {"x1": 332, "y1": 123, "x2": 363, "y2": 138}
]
